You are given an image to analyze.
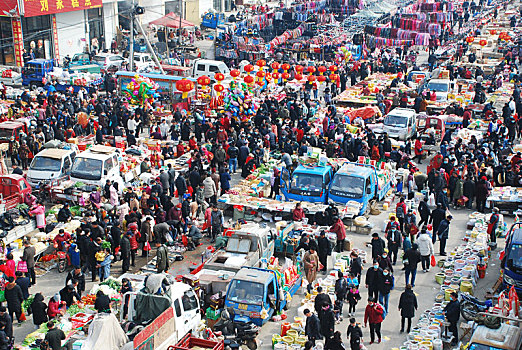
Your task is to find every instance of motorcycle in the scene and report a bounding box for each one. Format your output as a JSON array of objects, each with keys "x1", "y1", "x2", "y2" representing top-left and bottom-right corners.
[
  {"x1": 460, "y1": 292, "x2": 493, "y2": 321},
  {"x1": 213, "y1": 308, "x2": 259, "y2": 350},
  {"x1": 54, "y1": 241, "x2": 71, "y2": 273}
]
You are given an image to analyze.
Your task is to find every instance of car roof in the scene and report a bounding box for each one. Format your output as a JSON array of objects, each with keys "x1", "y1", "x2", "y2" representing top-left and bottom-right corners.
[
  {"x1": 76, "y1": 145, "x2": 118, "y2": 160},
  {"x1": 510, "y1": 226, "x2": 522, "y2": 243},
  {"x1": 233, "y1": 268, "x2": 273, "y2": 285},
  {"x1": 35, "y1": 148, "x2": 72, "y2": 159},
  {"x1": 387, "y1": 108, "x2": 416, "y2": 117},
  {"x1": 294, "y1": 164, "x2": 332, "y2": 175},
  {"x1": 0, "y1": 121, "x2": 24, "y2": 129},
  {"x1": 336, "y1": 163, "x2": 373, "y2": 177}
]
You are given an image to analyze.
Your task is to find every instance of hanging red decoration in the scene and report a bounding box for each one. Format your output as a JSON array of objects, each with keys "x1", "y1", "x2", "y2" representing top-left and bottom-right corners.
[
  {"x1": 490, "y1": 29, "x2": 497, "y2": 35},
  {"x1": 244, "y1": 75, "x2": 254, "y2": 84},
  {"x1": 256, "y1": 71, "x2": 266, "y2": 78},
  {"x1": 295, "y1": 65, "x2": 304, "y2": 73},
  {"x1": 244, "y1": 64, "x2": 254, "y2": 73},
  {"x1": 281, "y1": 63, "x2": 291, "y2": 71},
  {"x1": 197, "y1": 75, "x2": 211, "y2": 86},
  {"x1": 256, "y1": 59, "x2": 266, "y2": 68},
  {"x1": 329, "y1": 73, "x2": 337, "y2": 81},
  {"x1": 479, "y1": 39, "x2": 487, "y2": 46},
  {"x1": 465, "y1": 36, "x2": 474, "y2": 43},
  {"x1": 307, "y1": 66, "x2": 316, "y2": 74},
  {"x1": 214, "y1": 73, "x2": 225, "y2": 82},
  {"x1": 282, "y1": 72, "x2": 290, "y2": 80},
  {"x1": 318, "y1": 66, "x2": 327, "y2": 74},
  {"x1": 230, "y1": 69, "x2": 240, "y2": 78},
  {"x1": 272, "y1": 72, "x2": 280, "y2": 80},
  {"x1": 294, "y1": 73, "x2": 303, "y2": 81},
  {"x1": 213, "y1": 84, "x2": 224, "y2": 93},
  {"x1": 271, "y1": 62, "x2": 280, "y2": 70},
  {"x1": 329, "y1": 65, "x2": 338, "y2": 72},
  {"x1": 317, "y1": 75, "x2": 327, "y2": 82},
  {"x1": 307, "y1": 75, "x2": 316, "y2": 82},
  {"x1": 175, "y1": 79, "x2": 194, "y2": 98}
]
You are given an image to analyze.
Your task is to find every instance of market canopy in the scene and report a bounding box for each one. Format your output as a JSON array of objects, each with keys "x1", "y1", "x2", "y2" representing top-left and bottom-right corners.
[{"x1": 150, "y1": 13, "x2": 195, "y2": 29}]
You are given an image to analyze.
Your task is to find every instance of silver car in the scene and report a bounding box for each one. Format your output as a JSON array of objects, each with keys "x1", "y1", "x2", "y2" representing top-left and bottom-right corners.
[{"x1": 92, "y1": 54, "x2": 126, "y2": 71}]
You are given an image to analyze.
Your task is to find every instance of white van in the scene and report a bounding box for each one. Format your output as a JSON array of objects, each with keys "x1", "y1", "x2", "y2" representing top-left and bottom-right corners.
[
  {"x1": 26, "y1": 147, "x2": 78, "y2": 187},
  {"x1": 133, "y1": 53, "x2": 154, "y2": 72},
  {"x1": 383, "y1": 108, "x2": 417, "y2": 140},
  {"x1": 69, "y1": 145, "x2": 124, "y2": 189},
  {"x1": 192, "y1": 59, "x2": 230, "y2": 79}
]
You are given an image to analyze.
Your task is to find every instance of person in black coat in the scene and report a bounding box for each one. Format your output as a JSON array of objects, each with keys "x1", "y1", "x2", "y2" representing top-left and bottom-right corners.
[
  {"x1": 0, "y1": 322, "x2": 8, "y2": 350},
  {"x1": 317, "y1": 231, "x2": 331, "y2": 273},
  {"x1": 349, "y1": 252, "x2": 362, "y2": 280},
  {"x1": 120, "y1": 233, "x2": 131, "y2": 273},
  {"x1": 418, "y1": 198, "x2": 431, "y2": 228},
  {"x1": 437, "y1": 215, "x2": 452, "y2": 256},
  {"x1": 14, "y1": 271, "x2": 30, "y2": 300},
  {"x1": 370, "y1": 233, "x2": 386, "y2": 259},
  {"x1": 376, "y1": 268, "x2": 393, "y2": 312},
  {"x1": 0, "y1": 308, "x2": 12, "y2": 342},
  {"x1": 59, "y1": 282, "x2": 80, "y2": 307},
  {"x1": 28, "y1": 292, "x2": 47, "y2": 327},
  {"x1": 398, "y1": 284, "x2": 418, "y2": 333},
  {"x1": 444, "y1": 292, "x2": 460, "y2": 346},
  {"x1": 320, "y1": 304, "x2": 335, "y2": 345},
  {"x1": 314, "y1": 286, "x2": 332, "y2": 319},
  {"x1": 304, "y1": 308, "x2": 322, "y2": 345},
  {"x1": 463, "y1": 176, "x2": 475, "y2": 209},
  {"x1": 4, "y1": 278, "x2": 23, "y2": 322},
  {"x1": 325, "y1": 331, "x2": 345, "y2": 350},
  {"x1": 66, "y1": 267, "x2": 86, "y2": 296},
  {"x1": 347, "y1": 317, "x2": 363, "y2": 350},
  {"x1": 45, "y1": 321, "x2": 66, "y2": 350},
  {"x1": 431, "y1": 204, "x2": 446, "y2": 244},
  {"x1": 94, "y1": 291, "x2": 111, "y2": 313},
  {"x1": 365, "y1": 263, "x2": 382, "y2": 301}
]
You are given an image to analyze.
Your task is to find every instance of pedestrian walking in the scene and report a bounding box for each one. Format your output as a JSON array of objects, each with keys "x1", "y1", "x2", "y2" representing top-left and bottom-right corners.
[
  {"x1": 437, "y1": 215, "x2": 452, "y2": 256},
  {"x1": 317, "y1": 230, "x2": 332, "y2": 273},
  {"x1": 155, "y1": 240, "x2": 169, "y2": 273},
  {"x1": 398, "y1": 284, "x2": 418, "y2": 333},
  {"x1": 303, "y1": 247, "x2": 320, "y2": 293},
  {"x1": 370, "y1": 233, "x2": 386, "y2": 260},
  {"x1": 330, "y1": 216, "x2": 346, "y2": 252},
  {"x1": 320, "y1": 304, "x2": 335, "y2": 346},
  {"x1": 120, "y1": 232, "x2": 131, "y2": 273},
  {"x1": 210, "y1": 204, "x2": 223, "y2": 243},
  {"x1": 365, "y1": 261, "x2": 382, "y2": 301},
  {"x1": 363, "y1": 298, "x2": 384, "y2": 345},
  {"x1": 377, "y1": 268, "x2": 393, "y2": 312},
  {"x1": 346, "y1": 286, "x2": 361, "y2": 316},
  {"x1": 326, "y1": 331, "x2": 344, "y2": 350},
  {"x1": 347, "y1": 317, "x2": 363, "y2": 350},
  {"x1": 304, "y1": 308, "x2": 322, "y2": 345},
  {"x1": 28, "y1": 292, "x2": 47, "y2": 328},
  {"x1": 417, "y1": 229, "x2": 435, "y2": 272},
  {"x1": 403, "y1": 243, "x2": 421, "y2": 287},
  {"x1": 22, "y1": 240, "x2": 36, "y2": 286}
]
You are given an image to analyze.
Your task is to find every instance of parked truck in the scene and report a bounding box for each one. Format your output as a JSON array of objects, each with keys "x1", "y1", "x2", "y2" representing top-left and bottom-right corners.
[
  {"x1": 280, "y1": 164, "x2": 333, "y2": 203},
  {"x1": 328, "y1": 162, "x2": 392, "y2": 215}
]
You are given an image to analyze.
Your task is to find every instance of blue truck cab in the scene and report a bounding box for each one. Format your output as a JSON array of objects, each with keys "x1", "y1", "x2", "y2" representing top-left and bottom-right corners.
[
  {"x1": 501, "y1": 223, "x2": 522, "y2": 294},
  {"x1": 328, "y1": 162, "x2": 391, "y2": 215},
  {"x1": 225, "y1": 267, "x2": 301, "y2": 326},
  {"x1": 70, "y1": 53, "x2": 90, "y2": 67},
  {"x1": 201, "y1": 12, "x2": 225, "y2": 29},
  {"x1": 22, "y1": 59, "x2": 54, "y2": 90},
  {"x1": 280, "y1": 164, "x2": 333, "y2": 203}
]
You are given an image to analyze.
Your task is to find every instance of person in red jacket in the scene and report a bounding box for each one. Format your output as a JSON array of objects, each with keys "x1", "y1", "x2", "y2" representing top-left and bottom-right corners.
[
  {"x1": 364, "y1": 297, "x2": 384, "y2": 345},
  {"x1": 47, "y1": 294, "x2": 65, "y2": 319},
  {"x1": 414, "y1": 138, "x2": 424, "y2": 164},
  {"x1": 293, "y1": 202, "x2": 305, "y2": 221},
  {"x1": 330, "y1": 216, "x2": 346, "y2": 253},
  {"x1": 127, "y1": 223, "x2": 141, "y2": 267}
]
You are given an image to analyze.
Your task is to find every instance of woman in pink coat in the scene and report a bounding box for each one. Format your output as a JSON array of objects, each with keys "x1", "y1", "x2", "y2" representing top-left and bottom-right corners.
[{"x1": 29, "y1": 202, "x2": 46, "y2": 231}]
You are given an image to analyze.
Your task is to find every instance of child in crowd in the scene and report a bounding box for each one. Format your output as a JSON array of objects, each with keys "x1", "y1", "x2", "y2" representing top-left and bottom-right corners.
[{"x1": 346, "y1": 286, "x2": 361, "y2": 316}]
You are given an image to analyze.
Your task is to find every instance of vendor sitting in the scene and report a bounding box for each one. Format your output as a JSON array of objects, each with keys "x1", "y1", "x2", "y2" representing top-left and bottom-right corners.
[
  {"x1": 53, "y1": 229, "x2": 71, "y2": 249},
  {"x1": 94, "y1": 290, "x2": 111, "y2": 313},
  {"x1": 89, "y1": 188, "x2": 101, "y2": 208},
  {"x1": 293, "y1": 202, "x2": 305, "y2": 222},
  {"x1": 57, "y1": 203, "x2": 72, "y2": 223},
  {"x1": 186, "y1": 220, "x2": 202, "y2": 251}
]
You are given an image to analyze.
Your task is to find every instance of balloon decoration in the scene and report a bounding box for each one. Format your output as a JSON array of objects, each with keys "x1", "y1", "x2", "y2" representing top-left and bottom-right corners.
[
  {"x1": 336, "y1": 46, "x2": 353, "y2": 63},
  {"x1": 175, "y1": 79, "x2": 195, "y2": 99},
  {"x1": 223, "y1": 83, "x2": 258, "y2": 122},
  {"x1": 466, "y1": 36, "x2": 474, "y2": 43},
  {"x1": 123, "y1": 74, "x2": 160, "y2": 106}
]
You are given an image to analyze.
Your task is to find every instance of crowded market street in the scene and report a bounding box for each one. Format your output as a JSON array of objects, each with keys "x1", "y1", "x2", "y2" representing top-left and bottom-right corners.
[{"x1": 0, "y1": 0, "x2": 522, "y2": 348}]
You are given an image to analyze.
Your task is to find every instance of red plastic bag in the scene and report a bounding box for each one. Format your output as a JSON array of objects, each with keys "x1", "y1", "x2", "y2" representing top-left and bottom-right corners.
[
  {"x1": 431, "y1": 255, "x2": 437, "y2": 267},
  {"x1": 19, "y1": 312, "x2": 26, "y2": 322}
]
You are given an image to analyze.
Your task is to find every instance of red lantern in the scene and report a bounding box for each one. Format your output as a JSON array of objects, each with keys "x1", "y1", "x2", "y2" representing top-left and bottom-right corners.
[
  {"x1": 272, "y1": 72, "x2": 280, "y2": 80},
  {"x1": 294, "y1": 73, "x2": 303, "y2": 81},
  {"x1": 214, "y1": 73, "x2": 225, "y2": 82},
  {"x1": 307, "y1": 66, "x2": 316, "y2": 74},
  {"x1": 256, "y1": 71, "x2": 266, "y2": 78},
  {"x1": 230, "y1": 69, "x2": 240, "y2": 78},
  {"x1": 197, "y1": 75, "x2": 211, "y2": 86},
  {"x1": 256, "y1": 81, "x2": 265, "y2": 87},
  {"x1": 282, "y1": 72, "x2": 290, "y2": 80},
  {"x1": 307, "y1": 75, "x2": 316, "y2": 82},
  {"x1": 244, "y1": 75, "x2": 254, "y2": 84},
  {"x1": 256, "y1": 59, "x2": 266, "y2": 68},
  {"x1": 317, "y1": 75, "x2": 327, "y2": 83},
  {"x1": 466, "y1": 36, "x2": 474, "y2": 43},
  {"x1": 176, "y1": 79, "x2": 194, "y2": 98},
  {"x1": 214, "y1": 84, "x2": 224, "y2": 92},
  {"x1": 281, "y1": 63, "x2": 290, "y2": 71},
  {"x1": 244, "y1": 64, "x2": 254, "y2": 73},
  {"x1": 329, "y1": 73, "x2": 337, "y2": 81},
  {"x1": 318, "y1": 66, "x2": 327, "y2": 74},
  {"x1": 271, "y1": 62, "x2": 280, "y2": 70},
  {"x1": 295, "y1": 65, "x2": 304, "y2": 73},
  {"x1": 490, "y1": 29, "x2": 497, "y2": 35},
  {"x1": 329, "y1": 65, "x2": 338, "y2": 72},
  {"x1": 479, "y1": 39, "x2": 487, "y2": 46}
]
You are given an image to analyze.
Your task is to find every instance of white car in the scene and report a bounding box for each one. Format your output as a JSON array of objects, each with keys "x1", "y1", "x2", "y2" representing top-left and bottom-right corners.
[
  {"x1": 92, "y1": 53, "x2": 126, "y2": 71},
  {"x1": 133, "y1": 53, "x2": 155, "y2": 72}
]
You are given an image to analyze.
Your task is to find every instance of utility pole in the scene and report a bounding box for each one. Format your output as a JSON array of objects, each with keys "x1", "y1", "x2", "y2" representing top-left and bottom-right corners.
[
  {"x1": 130, "y1": 0, "x2": 135, "y2": 71},
  {"x1": 134, "y1": 20, "x2": 166, "y2": 74},
  {"x1": 179, "y1": 0, "x2": 182, "y2": 46}
]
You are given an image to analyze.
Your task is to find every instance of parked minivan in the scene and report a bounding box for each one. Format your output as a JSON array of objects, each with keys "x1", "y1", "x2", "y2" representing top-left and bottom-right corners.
[
  {"x1": 192, "y1": 59, "x2": 230, "y2": 78},
  {"x1": 69, "y1": 145, "x2": 124, "y2": 189},
  {"x1": 382, "y1": 108, "x2": 417, "y2": 140},
  {"x1": 26, "y1": 146, "x2": 78, "y2": 188},
  {"x1": 501, "y1": 223, "x2": 522, "y2": 295}
]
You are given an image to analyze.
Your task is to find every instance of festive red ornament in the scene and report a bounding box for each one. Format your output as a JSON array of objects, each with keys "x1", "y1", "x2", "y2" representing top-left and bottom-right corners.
[
  {"x1": 176, "y1": 79, "x2": 194, "y2": 98},
  {"x1": 214, "y1": 73, "x2": 225, "y2": 82},
  {"x1": 271, "y1": 62, "x2": 280, "y2": 70},
  {"x1": 318, "y1": 66, "x2": 327, "y2": 74},
  {"x1": 256, "y1": 59, "x2": 266, "y2": 67},
  {"x1": 466, "y1": 36, "x2": 474, "y2": 43},
  {"x1": 281, "y1": 63, "x2": 291, "y2": 71},
  {"x1": 307, "y1": 66, "x2": 316, "y2": 74},
  {"x1": 256, "y1": 70, "x2": 266, "y2": 78},
  {"x1": 479, "y1": 39, "x2": 487, "y2": 46},
  {"x1": 272, "y1": 72, "x2": 280, "y2": 80},
  {"x1": 307, "y1": 75, "x2": 316, "y2": 82},
  {"x1": 282, "y1": 72, "x2": 290, "y2": 80},
  {"x1": 317, "y1": 75, "x2": 327, "y2": 82},
  {"x1": 294, "y1": 73, "x2": 303, "y2": 81},
  {"x1": 244, "y1": 64, "x2": 254, "y2": 73},
  {"x1": 329, "y1": 73, "x2": 337, "y2": 81},
  {"x1": 230, "y1": 69, "x2": 240, "y2": 78},
  {"x1": 244, "y1": 75, "x2": 254, "y2": 84},
  {"x1": 256, "y1": 81, "x2": 265, "y2": 87},
  {"x1": 213, "y1": 84, "x2": 224, "y2": 93},
  {"x1": 197, "y1": 75, "x2": 211, "y2": 86},
  {"x1": 490, "y1": 29, "x2": 497, "y2": 35},
  {"x1": 295, "y1": 65, "x2": 304, "y2": 73},
  {"x1": 329, "y1": 65, "x2": 338, "y2": 72}
]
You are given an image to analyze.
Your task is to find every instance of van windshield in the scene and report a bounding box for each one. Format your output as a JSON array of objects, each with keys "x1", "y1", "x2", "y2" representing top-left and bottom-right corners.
[
  {"x1": 427, "y1": 82, "x2": 449, "y2": 92},
  {"x1": 71, "y1": 157, "x2": 102, "y2": 180},
  {"x1": 506, "y1": 243, "x2": 522, "y2": 272},
  {"x1": 227, "y1": 280, "x2": 264, "y2": 305},
  {"x1": 290, "y1": 173, "x2": 323, "y2": 193},
  {"x1": 30, "y1": 156, "x2": 61, "y2": 172},
  {"x1": 384, "y1": 115, "x2": 408, "y2": 127},
  {"x1": 0, "y1": 129, "x2": 13, "y2": 139},
  {"x1": 330, "y1": 175, "x2": 364, "y2": 198}
]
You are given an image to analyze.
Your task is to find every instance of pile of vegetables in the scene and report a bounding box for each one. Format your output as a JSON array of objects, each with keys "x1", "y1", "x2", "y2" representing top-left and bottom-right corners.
[
  {"x1": 22, "y1": 295, "x2": 34, "y2": 312},
  {"x1": 100, "y1": 277, "x2": 121, "y2": 291},
  {"x1": 66, "y1": 304, "x2": 83, "y2": 316}
]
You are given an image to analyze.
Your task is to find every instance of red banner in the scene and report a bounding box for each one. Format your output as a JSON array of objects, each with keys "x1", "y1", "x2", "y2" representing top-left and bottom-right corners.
[
  {"x1": 23, "y1": 0, "x2": 102, "y2": 17},
  {"x1": 12, "y1": 18, "x2": 23, "y2": 67},
  {"x1": 52, "y1": 16, "x2": 59, "y2": 61}
]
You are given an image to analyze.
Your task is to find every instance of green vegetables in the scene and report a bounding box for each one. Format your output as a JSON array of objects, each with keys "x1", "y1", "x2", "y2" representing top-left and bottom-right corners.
[
  {"x1": 22, "y1": 296, "x2": 34, "y2": 312},
  {"x1": 16, "y1": 203, "x2": 29, "y2": 210},
  {"x1": 66, "y1": 304, "x2": 82, "y2": 316},
  {"x1": 100, "y1": 277, "x2": 121, "y2": 291},
  {"x1": 74, "y1": 182, "x2": 85, "y2": 188},
  {"x1": 101, "y1": 240, "x2": 111, "y2": 250}
]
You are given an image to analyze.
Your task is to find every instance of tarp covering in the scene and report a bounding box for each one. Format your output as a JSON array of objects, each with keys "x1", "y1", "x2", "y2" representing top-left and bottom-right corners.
[
  {"x1": 135, "y1": 292, "x2": 171, "y2": 324},
  {"x1": 345, "y1": 106, "x2": 381, "y2": 122},
  {"x1": 81, "y1": 313, "x2": 128, "y2": 350},
  {"x1": 150, "y1": 13, "x2": 195, "y2": 28}
]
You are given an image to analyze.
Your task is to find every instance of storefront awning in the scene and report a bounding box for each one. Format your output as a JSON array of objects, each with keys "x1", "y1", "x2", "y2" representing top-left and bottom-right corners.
[{"x1": 150, "y1": 13, "x2": 195, "y2": 29}]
